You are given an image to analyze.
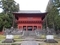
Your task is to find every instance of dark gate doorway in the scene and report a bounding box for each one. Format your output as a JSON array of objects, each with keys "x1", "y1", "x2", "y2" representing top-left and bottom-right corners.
[
  {"x1": 28, "y1": 26, "x2": 32, "y2": 31},
  {"x1": 23, "y1": 26, "x2": 26, "y2": 31},
  {"x1": 34, "y1": 26, "x2": 37, "y2": 30}
]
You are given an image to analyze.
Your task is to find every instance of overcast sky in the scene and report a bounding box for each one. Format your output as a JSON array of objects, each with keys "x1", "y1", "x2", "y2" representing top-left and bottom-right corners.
[
  {"x1": 15, "y1": 0, "x2": 49, "y2": 12},
  {"x1": 0, "y1": 0, "x2": 49, "y2": 13}
]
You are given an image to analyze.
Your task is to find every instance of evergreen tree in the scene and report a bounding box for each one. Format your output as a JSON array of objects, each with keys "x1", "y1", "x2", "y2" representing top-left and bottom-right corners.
[
  {"x1": 0, "y1": 0, "x2": 19, "y2": 31},
  {"x1": 1, "y1": 0, "x2": 19, "y2": 13},
  {"x1": 46, "y1": 0, "x2": 60, "y2": 31}
]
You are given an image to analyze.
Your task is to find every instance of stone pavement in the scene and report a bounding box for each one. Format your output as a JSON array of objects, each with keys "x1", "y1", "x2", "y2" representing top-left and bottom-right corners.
[
  {"x1": 21, "y1": 41, "x2": 38, "y2": 45},
  {"x1": 21, "y1": 37, "x2": 39, "y2": 45}
]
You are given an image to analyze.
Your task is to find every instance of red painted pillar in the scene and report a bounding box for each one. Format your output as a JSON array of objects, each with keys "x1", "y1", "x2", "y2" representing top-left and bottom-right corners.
[
  {"x1": 26, "y1": 26, "x2": 27, "y2": 31},
  {"x1": 37, "y1": 26, "x2": 38, "y2": 30},
  {"x1": 22, "y1": 26, "x2": 23, "y2": 30},
  {"x1": 32, "y1": 26, "x2": 34, "y2": 31}
]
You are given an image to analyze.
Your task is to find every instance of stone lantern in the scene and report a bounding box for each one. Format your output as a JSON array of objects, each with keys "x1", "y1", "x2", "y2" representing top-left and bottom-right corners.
[{"x1": 2, "y1": 35, "x2": 15, "y2": 43}]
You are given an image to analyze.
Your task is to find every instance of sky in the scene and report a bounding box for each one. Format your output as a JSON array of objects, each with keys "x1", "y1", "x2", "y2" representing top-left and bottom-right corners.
[
  {"x1": 14, "y1": 0, "x2": 49, "y2": 12},
  {"x1": 0, "y1": 0, "x2": 49, "y2": 13}
]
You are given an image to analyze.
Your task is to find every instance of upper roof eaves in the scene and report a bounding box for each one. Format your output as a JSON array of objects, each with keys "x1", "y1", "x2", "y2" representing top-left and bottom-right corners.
[{"x1": 13, "y1": 10, "x2": 41, "y2": 13}]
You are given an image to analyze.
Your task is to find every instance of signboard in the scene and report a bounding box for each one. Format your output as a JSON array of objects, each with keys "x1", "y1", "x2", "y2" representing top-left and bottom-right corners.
[
  {"x1": 6, "y1": 35, "x2": 14, "y2": 39},
  {"x1": 46, "y1": 35, "x2": 54, "y2": 39}
]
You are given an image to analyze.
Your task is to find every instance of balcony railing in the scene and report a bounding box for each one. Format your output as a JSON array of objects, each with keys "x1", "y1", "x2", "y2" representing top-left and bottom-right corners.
[{"x1": 17, "y1": 21, "x2": 43, "y2": 24}]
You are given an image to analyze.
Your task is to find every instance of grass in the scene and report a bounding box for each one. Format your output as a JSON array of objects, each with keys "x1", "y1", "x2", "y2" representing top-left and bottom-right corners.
[
  {"x1": 39, "y1": 35, "x2": 46, "y2": 39},
  {"x1": 14, "y1": 35, "x2": 20, "y2": 39},
  {"x1": 0, "y1": 35, "x2": 5, "y2": 39},
  {"x1": 0, "y1": 35, "x2": 23, "y2": 43}
]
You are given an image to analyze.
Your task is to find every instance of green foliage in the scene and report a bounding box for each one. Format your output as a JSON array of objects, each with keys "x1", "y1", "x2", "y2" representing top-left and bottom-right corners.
[
  {"x1": 0, "y1": 13, "x2": 12, "y2": 31},
  {"x1": 0, "y1": 0, "x2": 19, "y2": 31},
  {"x1": 1, "y1": 0, "x2": 19, "y2": 13},
  {"x1": 46, "y1": 0, "x2": 60, "y2": 30}
]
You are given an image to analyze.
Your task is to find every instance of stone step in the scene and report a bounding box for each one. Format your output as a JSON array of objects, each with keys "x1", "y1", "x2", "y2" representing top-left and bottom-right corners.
[{"x1": 23, "y1": 31, "x2": 36, "y2": 36}]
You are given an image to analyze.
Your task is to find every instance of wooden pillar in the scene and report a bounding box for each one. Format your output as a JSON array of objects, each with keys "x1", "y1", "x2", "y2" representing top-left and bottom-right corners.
[
  {"x1": 41, "y1": 25, "x2": 42, "y2": 29},
  {"x1": 22, "y1": 26, "x2": 23, "y2": 30},
  {"x1": 32, "y1": 26, "x2": 34, "y2": 31},
  {"x1": 37, "y1": 26, "x2": 42, "y2": 30},
  {"x1": 26, "y1": 26, "x2": 27, "y2": 31},
  {"x1": 37, "y1": 26, "x2": 38, "y2": 30}
]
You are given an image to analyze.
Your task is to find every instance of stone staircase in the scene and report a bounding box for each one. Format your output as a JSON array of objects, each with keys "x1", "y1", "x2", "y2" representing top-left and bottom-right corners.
[{"x1": 22, "y1": 31, "x2": 37, "y2": 38}]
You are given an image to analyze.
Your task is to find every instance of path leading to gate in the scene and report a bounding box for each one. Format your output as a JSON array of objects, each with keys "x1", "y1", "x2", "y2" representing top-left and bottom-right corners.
[
  {"x1": 21, "y1": 41, "x2": 38, "y2": 45},
  {"x1": 22, "y1": 31, "x2": 39, "y2": 39},
  {"x1": 21, "y1": 37, "x2": 39, "y2": 45},
  {"x1": 21, "y1": 31, "x2": 43, "y2": 45}
]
